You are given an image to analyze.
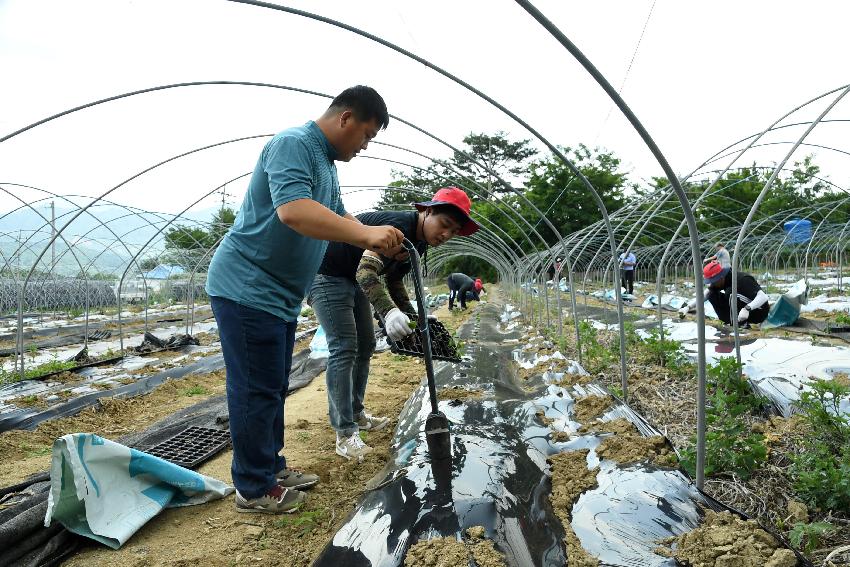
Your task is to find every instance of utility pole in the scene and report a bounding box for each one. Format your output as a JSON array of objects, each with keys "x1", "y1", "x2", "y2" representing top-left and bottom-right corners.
[
  {"x1": 50, "y1": 201, "x2": 55, "y2": 271},
  {"x1": 50, "y1": 201, "x2": 56, "y2": 319},
  {"x1": 220, "y1": 183, "x2": 232, "y2": 211}
]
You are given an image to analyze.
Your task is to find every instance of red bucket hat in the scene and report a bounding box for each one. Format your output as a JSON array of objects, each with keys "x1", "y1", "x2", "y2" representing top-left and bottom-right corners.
[
  {"x1": 703, "y1": 260, "x2": 730, "y2": 285},
  {"x1": 414, "y1": 187, "x2": 479, "y2": 236}
]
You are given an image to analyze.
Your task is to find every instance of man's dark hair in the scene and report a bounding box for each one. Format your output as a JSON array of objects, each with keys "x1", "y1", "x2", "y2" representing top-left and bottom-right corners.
[
  {"x1": 328, "y1": 85, "x2": 389, "y2": 130},
  {"x1": 430, "y1": 204, "x2": 468, "y2": 229}
]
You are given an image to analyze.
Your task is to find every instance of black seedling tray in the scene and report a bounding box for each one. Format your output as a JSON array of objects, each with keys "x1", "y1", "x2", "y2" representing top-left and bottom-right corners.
[
  {"x1": 144, "y1": 426, "x2": 232, "y2": 469},
  {"x1": 390, "y1": 320, "x2": 461, "y2": 363}
]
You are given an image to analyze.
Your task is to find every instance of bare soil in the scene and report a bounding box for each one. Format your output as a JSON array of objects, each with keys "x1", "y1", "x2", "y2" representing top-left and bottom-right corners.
[
  {"x1": 403, "y1": 526, "x2": 506, "y2": 567},
  {"x1": 656, "y1": 509, "x2": 797, "y2": 567},
  {"x1": 547, "y1": 449, "x2": 600, "y2": 567},
  {"x1": 573, "y1": 394, "x2": 612, "y2": 422},
  {"x1": 595, "y1": 432, "x2": 677, "y2": 467},
  {"x1": 437, "y1": 386, "x2": 483, "y2": 401}
]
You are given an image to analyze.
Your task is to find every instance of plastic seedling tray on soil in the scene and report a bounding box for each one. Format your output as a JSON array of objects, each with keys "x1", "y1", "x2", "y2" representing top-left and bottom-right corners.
[
  {"x1": 142, "y1": 426, "x2": 231, "y2": 469},
  {"x1": 389, "y1": 320, "x2": 461, "y2": 363}
]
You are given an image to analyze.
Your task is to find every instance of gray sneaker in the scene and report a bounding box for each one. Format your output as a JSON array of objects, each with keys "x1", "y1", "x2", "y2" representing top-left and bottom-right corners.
[
  {"x1": 336, "y1": 432, "x2": 374, "y2": 461},
  {"x1": 276, "y1": 467, "x2": 319, "y2": 490},
  {"x1": 356, "y1": 412, "x2": 389, "y2": 431},
  {"x1": 235, "y1": 485, "x2": 305, "y2": 514}
]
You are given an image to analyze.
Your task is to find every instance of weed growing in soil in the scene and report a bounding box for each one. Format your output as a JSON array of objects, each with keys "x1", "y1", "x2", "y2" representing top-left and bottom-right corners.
[
  {"x1": 790, "y1": 379, "x2": 850, "y2": 511},
  {"x1": 635, "y1": 328, "x2": 691, "y2": 375},
  {"x1": 273, "y1": 509, "x2": 326, "y2": 537},
  {"x1": 182, "y1": 385, "x2": 208, "y2": 396},
  {"x1": 681, "y1": 359, "x2": 769, "y2": 479},
  {"x1": 789, "y1": 521, "x2": 837, "y2": 554},
  {"x1": 0, "y1": 356, "x2": 78, "y2": 383},
  {"x1": 578, "y1": 321, "x2": 613, "y2": 374}
]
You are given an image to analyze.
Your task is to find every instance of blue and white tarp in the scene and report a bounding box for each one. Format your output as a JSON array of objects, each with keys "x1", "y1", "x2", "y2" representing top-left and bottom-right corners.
[{"x1": 45, "y1": 433, "x2": 233, "y2": 549}]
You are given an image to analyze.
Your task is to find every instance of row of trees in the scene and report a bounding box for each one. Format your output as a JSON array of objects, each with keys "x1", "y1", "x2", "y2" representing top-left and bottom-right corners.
[
  {"x1": 161, "y1": 132, "x2": 837, "y2": 280},
  {"x1": 381, "y1": 132, "x2": 837, "y2": 278}
]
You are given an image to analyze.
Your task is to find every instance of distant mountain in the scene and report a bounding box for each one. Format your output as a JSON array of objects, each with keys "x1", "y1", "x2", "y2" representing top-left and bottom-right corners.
[{"x1": 0, "y1": 204, "x2": 221, "y2": 276}]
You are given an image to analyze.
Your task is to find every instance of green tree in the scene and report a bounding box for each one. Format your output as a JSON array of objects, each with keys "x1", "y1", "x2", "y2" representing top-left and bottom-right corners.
[
  {"x1": 139, "y1": 257, "x2": 160, "y2": 271},
  {"x1": 208, "y1": 207, "x2": 236, "y2": 246},
  {"x1": 451, "y1": 131, "x2": 537, "y2": 195},
  {"x1": 520, "y1": 145, "x2": 630, "y2": 245},
  {"x1": 378, "y1": 131, "x2": 537, "y2": 210},
  {"x1": 164, "y1": 226, "x2": 211, "y2": 250},
  {"x1": 162, "y1": 207, "x2": 237, "y2": 267}
]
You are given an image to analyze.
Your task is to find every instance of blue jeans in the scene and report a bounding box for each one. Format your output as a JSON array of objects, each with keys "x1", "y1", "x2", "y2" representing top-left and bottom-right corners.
[
  {"x1": 210, "y1": 296, "x2": 296, "y2": 499},
  {"x1": 308, "y1": 274, "x2": 376, "y2": 437}
]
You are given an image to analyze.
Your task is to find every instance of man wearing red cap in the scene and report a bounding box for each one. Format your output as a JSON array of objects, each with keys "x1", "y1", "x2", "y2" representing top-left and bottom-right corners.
[
  {"x1": 309, "y1": 187, "x2": 479, "y2": 460},
  {"x1": 679, "y1": 261, "x2": 769, "y2": 325}
]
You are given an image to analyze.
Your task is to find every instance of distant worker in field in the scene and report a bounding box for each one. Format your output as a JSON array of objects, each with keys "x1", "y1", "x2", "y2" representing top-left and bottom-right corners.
[
  {"x1": 447, "y1": 272, "x2": 479, "y2": 310},
  {"x1": 679, "y1": 260, "x2": 769, "y2": 325},
  {"x1": 546, "y1": 257, "x2": 562, "y2": 281},
  {"x1": 704, "y1": 242, "x2": 731, "y2": 269},
  {"x1": 618, "y1": 250, "x2": 636, "y2": 295},
  {"x1": 310, "y1": 187, "x2": 479, "y2": 461}
]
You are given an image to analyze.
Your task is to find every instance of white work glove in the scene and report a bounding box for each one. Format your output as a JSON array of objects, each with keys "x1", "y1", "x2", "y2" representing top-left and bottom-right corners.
[
  {"x1": 385, "y1": 308, "x2": 414, "y2": 342},
  {"x1": 678, "y1": 298, "x2": 698, "y2": 319},
  {"x1": 738, "y1": 307, "x2": 750, "y2": 323}
]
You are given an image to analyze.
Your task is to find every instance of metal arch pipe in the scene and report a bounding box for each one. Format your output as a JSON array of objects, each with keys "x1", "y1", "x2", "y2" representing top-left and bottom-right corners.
[
  {"x1": 428, "y1": 238, "x2": 516, "y2": 286},
  {"x1": 514, "y1": 0, "x2": 710, "y2": 485}
]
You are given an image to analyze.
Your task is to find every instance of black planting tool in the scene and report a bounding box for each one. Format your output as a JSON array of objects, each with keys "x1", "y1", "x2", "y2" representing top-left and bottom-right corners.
[{"x1": 399, "y1": 239, "x2": 452, "y2": 460}]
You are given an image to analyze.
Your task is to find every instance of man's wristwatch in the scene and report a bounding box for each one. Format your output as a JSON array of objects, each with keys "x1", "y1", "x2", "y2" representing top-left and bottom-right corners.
[{"x1": 744, "y1": 304, "x2": 752, "y2": 311}]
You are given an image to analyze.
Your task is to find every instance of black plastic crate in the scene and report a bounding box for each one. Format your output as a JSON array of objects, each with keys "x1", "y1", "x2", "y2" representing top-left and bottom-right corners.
[
  {"x1": 390, "y1": 320, "x2": 461, "y2": 363},
  {"x1": 144, "y1": 426, "x2": 232, "y2": 469}
]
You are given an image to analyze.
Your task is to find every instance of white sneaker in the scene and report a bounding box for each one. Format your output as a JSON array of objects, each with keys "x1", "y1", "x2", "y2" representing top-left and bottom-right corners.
[
  {"x1": 336, "y1": 432, "x2": 373, "y2": 461},
  {"x1": 356, "y1": 412, "x2": 389, "y2": 431}
]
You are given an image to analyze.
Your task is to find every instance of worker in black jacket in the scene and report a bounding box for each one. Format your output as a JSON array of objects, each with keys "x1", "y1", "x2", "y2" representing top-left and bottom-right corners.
[
  {"x1": 679, "y1": 261, "x2": 769, "y2": 325},
  {"x1": 447, "y1": 272, "x2": 478, "y2": 310}
]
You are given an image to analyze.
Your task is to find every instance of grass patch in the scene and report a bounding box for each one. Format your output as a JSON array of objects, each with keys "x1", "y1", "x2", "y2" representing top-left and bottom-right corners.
[{"x1": 182, "y1": 385, "x2": 209, "y2": 397}]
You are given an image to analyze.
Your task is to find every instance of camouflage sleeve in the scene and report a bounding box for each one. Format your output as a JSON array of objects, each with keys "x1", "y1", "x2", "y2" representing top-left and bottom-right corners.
[
  {"x1": 386, "y1": 276, "x2": 416, "y2": 317},
  {"x1": 355, "y1": 254, "x2": 397, "y2": 318}
]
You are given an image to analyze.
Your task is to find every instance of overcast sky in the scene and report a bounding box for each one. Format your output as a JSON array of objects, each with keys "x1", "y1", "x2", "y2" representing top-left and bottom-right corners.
[{"x1": 1, "y1": 0, "x2": 848, "y2": 222}]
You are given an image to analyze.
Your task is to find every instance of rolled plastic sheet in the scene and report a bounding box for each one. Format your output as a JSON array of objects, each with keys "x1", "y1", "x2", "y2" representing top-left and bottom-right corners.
[{"x1": 313, "y1": 303, "x2": 800, "y2": 566}]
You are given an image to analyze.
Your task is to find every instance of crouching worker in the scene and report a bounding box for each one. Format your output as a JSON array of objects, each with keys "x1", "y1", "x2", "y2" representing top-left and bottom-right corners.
[
  {"x1": 679, "y1": 261, "x2": 769, "y2": 326},
  {"x1": 310, "y1": 187, "x2": 479, "y2": 461},
  {"x1": 447, "y1": 273, "x2": 478, "y2": 310}
]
